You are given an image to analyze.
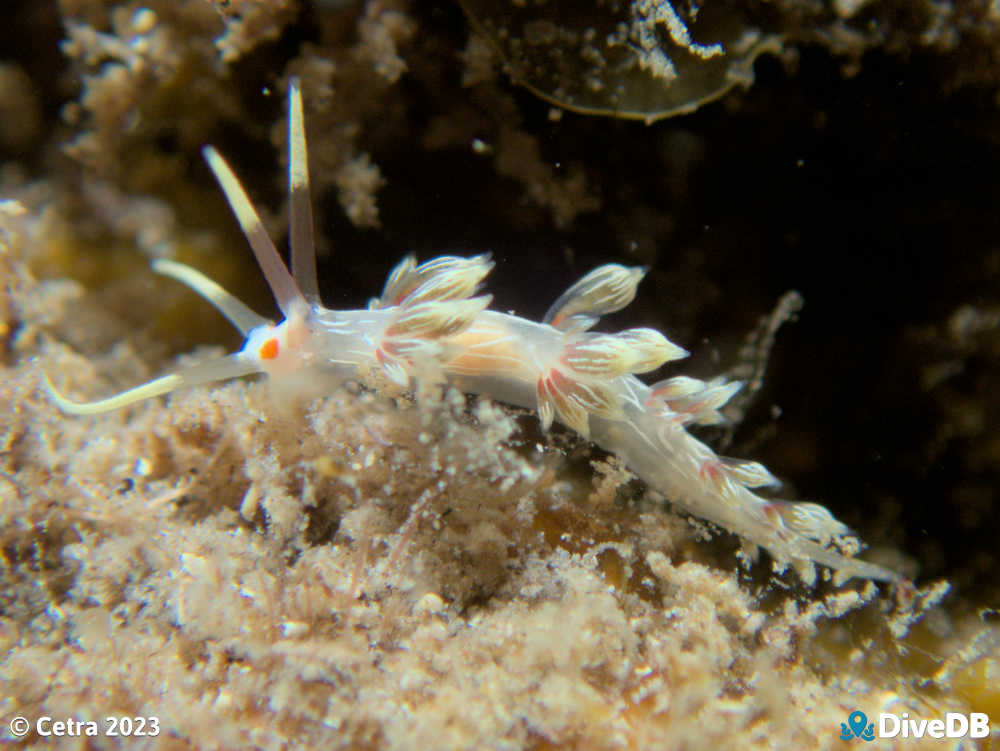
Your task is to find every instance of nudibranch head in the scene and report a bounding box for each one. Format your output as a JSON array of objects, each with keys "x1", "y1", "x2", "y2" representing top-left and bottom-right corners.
[
  {"x1": 240, "y1": 302, "x2": 315, "y2": 378},
  {"x1": 45, "y1": 78, "x2": 319, "y2": 415}
]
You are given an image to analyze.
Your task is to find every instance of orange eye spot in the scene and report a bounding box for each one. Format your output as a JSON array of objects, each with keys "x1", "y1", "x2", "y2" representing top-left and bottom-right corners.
[{"x1": 258, "y1": 338, "x2": 280, "y2": 360}]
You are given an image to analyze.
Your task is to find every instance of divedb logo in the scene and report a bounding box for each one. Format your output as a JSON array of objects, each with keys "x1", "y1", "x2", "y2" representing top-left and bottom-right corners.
[{"x1": 840, "y1": 710, "x2": 991, "y2": 741}]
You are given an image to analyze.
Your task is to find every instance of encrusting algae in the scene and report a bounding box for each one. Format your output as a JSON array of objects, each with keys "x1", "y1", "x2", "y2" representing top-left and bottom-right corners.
[
  {"x1": 3, "y1": 200, "x2": 994, "y2": 746},
  {"x1": 2, "y1": 1, "x2": 1000, "y2": 749}
]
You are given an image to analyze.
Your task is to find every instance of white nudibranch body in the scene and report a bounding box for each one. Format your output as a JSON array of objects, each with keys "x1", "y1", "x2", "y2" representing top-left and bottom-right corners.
[{"x1": 45, "y1": 78, "x2": 900, "y2": 586}]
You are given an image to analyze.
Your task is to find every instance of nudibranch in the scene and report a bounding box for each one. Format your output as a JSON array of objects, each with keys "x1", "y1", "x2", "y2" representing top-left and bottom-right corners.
[{"x1": 45, "y1": 78, "x2": 900, "y2": 586}]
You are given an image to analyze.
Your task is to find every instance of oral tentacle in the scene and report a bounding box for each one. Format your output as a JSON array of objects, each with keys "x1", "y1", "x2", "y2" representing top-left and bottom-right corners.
[
  {"x1": 151, "y1": 258, "x2": 270, "y2": 336},
  {"x1": 44, "y1": 353, "x2": 259, "y2": 415}
]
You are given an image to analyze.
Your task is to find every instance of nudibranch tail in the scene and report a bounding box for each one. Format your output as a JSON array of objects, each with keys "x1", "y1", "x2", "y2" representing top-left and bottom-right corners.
[{"x1": 42, "y1": 76, "x2": 903, "y2": 586}]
